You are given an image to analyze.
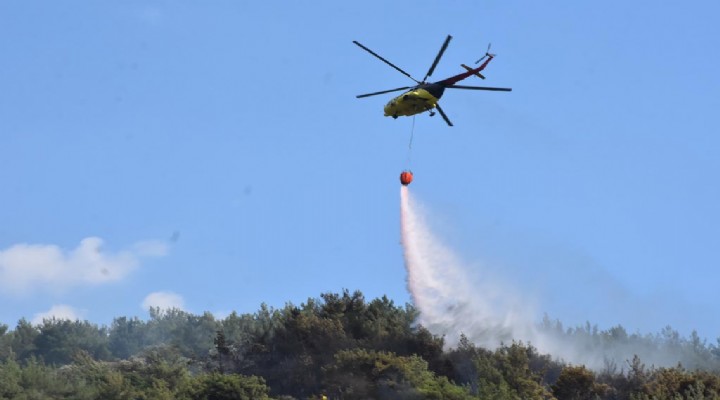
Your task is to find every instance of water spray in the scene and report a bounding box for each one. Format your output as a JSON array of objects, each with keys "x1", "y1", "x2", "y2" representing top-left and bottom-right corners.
[{"x1": 398, "y1": 186, "x2": 707, "y2": 370}]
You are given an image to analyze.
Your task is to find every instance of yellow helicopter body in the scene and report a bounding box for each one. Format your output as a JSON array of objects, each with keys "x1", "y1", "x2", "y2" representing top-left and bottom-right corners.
[{"x1": 384, "y1": 87, "x2": 440, "y2": 118}]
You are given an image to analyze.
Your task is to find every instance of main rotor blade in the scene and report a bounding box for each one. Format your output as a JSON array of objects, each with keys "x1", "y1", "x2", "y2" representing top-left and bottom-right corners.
[
  {"x1": 353, "y1": 41, "x2": 419, "y2": 83},
  {"x1": 356, "y1": 86, "x2": 412, "y2": 98},
  {"x1": 423, "y1": 35, "x2": 452, "y2": 83},
  {"x1": 447, "y1": 85, "x2": 512, "y2": 92},
  {"x1": 435, "y1": 104, "x2": 453, "y2": 127}
]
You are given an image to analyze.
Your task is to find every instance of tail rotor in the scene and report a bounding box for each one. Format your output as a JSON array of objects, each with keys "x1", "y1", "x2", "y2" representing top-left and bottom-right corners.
[{"x1": 475, "y1": 43, "x2": 494, "y2": 64}]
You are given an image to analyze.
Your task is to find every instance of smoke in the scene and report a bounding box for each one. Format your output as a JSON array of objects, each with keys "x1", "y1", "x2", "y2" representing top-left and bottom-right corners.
[{"x1": 399, "y1": 186, "x2": 710, "y2": 370}]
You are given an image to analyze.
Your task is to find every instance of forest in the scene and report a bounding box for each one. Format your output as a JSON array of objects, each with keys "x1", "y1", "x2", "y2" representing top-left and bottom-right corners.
[{"x1": 1, "y1": 290, "x2": 720, "y2": 399}]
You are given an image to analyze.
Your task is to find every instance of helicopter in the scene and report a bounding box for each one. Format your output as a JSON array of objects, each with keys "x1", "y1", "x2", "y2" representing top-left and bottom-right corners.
[{"x1": 353, "y1": 35, "x2": 511, "y2": 126}]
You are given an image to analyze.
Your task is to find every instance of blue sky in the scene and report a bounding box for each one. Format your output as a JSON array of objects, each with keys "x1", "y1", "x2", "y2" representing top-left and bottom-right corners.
[{"x1": 1, "y1": 2, "x2": 719, "y2": 340}]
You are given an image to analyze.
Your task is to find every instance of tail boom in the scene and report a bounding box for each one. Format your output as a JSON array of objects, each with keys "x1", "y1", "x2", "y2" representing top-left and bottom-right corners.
[
  {"x1": 460, "y1": 64, "x2": 486, "y2": 80},
  {"x1": 438, "y1": 55, "x2": 495, "y2": 86}
]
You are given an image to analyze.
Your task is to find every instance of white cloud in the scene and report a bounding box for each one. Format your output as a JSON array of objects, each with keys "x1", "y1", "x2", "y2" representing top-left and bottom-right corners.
[
  {"x1": 142, "y1": 291, "x2": 185, "y2": 311},
  {"x1": 31, "y1": 304, "x2": 83, "y2": 325},
  {"x1": 0, "y1": 237, "x2": 168, "y2": 295}
]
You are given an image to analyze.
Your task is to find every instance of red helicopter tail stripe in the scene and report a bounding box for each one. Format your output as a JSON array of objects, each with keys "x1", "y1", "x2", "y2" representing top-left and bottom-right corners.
[
  {"x1": 461, "y1": 64, "x2": 486, "y2": 80},
  {"x1": 438, "y1": 55, "x2": 494, "y2": 86}
]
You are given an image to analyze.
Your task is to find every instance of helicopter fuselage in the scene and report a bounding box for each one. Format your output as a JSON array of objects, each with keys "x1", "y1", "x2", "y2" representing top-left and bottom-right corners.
[
  {"x1": 354, "y1": 36, "x2": 510, "y2": 126},
  {"x1": 384, "y1": 83, "x2": 446, "y2": 118}
]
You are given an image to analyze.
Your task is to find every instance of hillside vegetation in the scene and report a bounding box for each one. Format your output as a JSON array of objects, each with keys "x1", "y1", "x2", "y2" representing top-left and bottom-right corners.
[{"x1": 1, "y1": 290, "x2": 719, "y2": 399}]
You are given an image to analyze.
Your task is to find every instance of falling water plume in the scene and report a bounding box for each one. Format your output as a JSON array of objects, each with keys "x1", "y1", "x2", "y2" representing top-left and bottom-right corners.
[
  {"x1": 397, "y1": 186, "x2": 694, "y2": 369},
  {"x1": 400, "y1": 186, "x2": 542, "y2": 350}
]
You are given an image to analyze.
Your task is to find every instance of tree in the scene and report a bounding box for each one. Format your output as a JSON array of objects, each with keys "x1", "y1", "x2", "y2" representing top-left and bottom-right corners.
[
  {"x1": 552, "y1": 365, "x2": 606, "y2": 400},
  {"x1": 641, "y1": 367, "x2": 720, "y2": 400},
  {"x1": 325, "y1": 349, "x2": 473, "y2": 400},
  {"x1": 15, "y1": 356, "x2": 90, "y2": 399},
  {"x1": 108, "y1": 316, "x2": 148, "y2": 359},
  {"x1": 34, "y1": 318, "x2": 110, "y2": 364},
  {"x1": 10, "y1": 318, "x2": 39, "y2": 361},
  {"x1": 212, "y1": 329, "x2": 232, "y2": 373},
  {"x1": 251, "y1": 303, "x2": 348, "y2": 397},
  {"x1": 181, "y1": 373, "x2": 271, "y2": 400},
  {"x1": 145, "y1": 308, "x2": 219, "y2": 359},
  {"x1": 70, "y1": 347, "x2": 190, "y2": 399},
  {"x1": 493, "y1": 342, "x2": 554, "y2": 399},
  {"x1": 0, "y1": 323, "x2": 10, "y2": 359},
  {"x1": 0, "y1": 354, "x2": 22, "y2": 399}
]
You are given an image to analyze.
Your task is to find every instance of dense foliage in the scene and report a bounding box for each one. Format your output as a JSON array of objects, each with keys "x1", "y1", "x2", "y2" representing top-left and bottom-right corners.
[{"x1": 1, "y1": 290, "x2": 719, "y2": 399}]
